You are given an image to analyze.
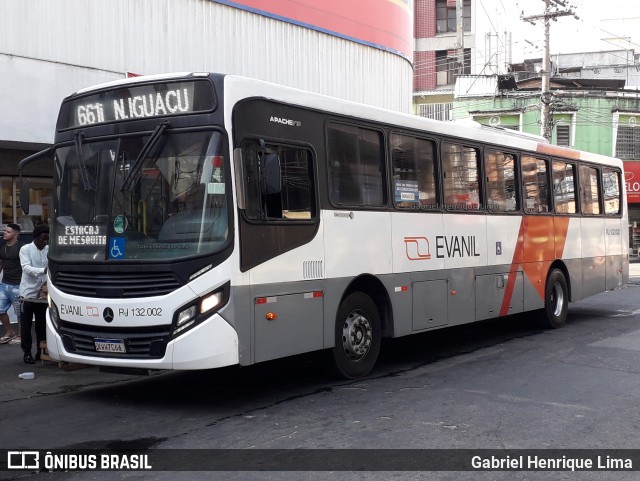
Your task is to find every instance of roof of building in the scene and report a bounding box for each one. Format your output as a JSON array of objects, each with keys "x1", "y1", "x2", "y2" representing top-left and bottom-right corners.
[{"x1": 515, "y1": 77, "x2": 626, "y2": 91}]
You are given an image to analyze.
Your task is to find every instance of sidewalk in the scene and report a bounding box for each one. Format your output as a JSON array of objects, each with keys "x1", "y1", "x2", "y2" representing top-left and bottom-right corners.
[
  {"x1": 629, "y1": 261, "x2": 640, "y2": 283},
  {"x1": 0, "y1": 336, "x2": 133, "y2": 404}
]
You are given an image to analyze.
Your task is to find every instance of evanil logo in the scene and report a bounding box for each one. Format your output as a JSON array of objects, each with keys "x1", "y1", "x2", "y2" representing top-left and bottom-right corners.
[{"x1": 404, "y1": 236, "x2": 431, "y2": 260}]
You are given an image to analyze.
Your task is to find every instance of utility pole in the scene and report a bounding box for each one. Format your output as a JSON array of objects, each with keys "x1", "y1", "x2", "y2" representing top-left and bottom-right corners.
[
  {"x1": 522, "y1": 0, "x2": 577, "y2": 140},
  {"x1": 456, "y1": 0, "x2": 464, "y2": 76}
]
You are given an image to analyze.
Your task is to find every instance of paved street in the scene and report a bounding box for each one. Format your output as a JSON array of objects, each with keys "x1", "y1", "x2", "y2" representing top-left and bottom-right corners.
[
  {"x1": 2, "y1": 264, "x2": 640, "y2": 406},
  {"x1": 0, "y1": 265, "x2": 640, "y2": 480}
]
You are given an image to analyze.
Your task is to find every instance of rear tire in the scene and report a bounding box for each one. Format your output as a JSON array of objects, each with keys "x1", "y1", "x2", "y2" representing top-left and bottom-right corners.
[
  {"x1": 332, "y1": 292, "x2": 381, "y2": 379},
  {"x1": 541, "y1": 268, "x2": 569, "y2": 329}
]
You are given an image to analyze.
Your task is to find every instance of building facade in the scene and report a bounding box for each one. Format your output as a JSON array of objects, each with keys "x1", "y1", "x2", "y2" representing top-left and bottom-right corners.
[
  {"x1": 453, "y1": 51, "x2": 640, "y2": 256},
  {"x1": 413, "y1": 0, "x2": 513, "y2": 120}
]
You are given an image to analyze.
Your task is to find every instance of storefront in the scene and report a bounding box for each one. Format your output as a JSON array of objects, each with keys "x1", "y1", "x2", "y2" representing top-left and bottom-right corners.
[
  {"x1": 624, "y1": 161, "x2": 640, "y2": 257},
  {"x1": 0, "y1": 148, "x2": 52, "y2": 235}
]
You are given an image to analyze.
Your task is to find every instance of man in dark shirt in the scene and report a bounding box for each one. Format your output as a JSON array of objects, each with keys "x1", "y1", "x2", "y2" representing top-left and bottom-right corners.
[{"x1": 0, "y1": 224, "x2": 24, "y2": 343}]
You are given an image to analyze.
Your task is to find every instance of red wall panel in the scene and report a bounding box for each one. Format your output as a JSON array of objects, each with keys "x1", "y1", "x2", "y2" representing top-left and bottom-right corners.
[{"x1": 212, "y1": 0, "x2": 413, "y2": 60}]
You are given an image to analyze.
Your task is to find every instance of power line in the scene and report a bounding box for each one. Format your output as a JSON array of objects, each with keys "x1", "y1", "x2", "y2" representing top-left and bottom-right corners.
[{"x1": 521, "y1": 0, "x2": 579, "y2": 139}]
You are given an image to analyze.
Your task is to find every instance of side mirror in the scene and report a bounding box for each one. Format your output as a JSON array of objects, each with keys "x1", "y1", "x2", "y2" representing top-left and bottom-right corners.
[
  {"x1": 20, "y1": 179, "x2": 31, "y2": 215},
  {"x1": 261, "y1": 153, "x2": 281, "y2": 195},
  {"x1": 18, "y1": 147, "x2": 52, "y2": 217}
]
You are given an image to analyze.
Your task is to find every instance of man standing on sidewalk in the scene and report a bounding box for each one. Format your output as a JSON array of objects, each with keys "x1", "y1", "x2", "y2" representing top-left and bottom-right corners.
[
  {"x1": 0, "y1": 224, "x2": 24, "y2": 344},
  {"x1": 19, "y1": 225, "x2": 49, "y2": 364}
]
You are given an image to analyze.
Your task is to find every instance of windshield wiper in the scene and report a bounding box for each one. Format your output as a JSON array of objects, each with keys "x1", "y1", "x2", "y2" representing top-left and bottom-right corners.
[
  {"x1": 120, "y1": 121, "x2": 170, "y2": 192},
  {"x1": 74, "y1": 130, "x2": 93, "y2": 191}
]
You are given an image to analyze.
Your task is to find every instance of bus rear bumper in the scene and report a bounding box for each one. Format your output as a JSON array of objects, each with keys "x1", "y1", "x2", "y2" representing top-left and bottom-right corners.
[{"x1": 45, "y1": 313, "x2": 240, "y2": 370}]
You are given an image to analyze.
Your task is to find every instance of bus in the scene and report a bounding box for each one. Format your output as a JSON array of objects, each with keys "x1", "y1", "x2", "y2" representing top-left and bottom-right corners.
[{"x1": 21, "y1": 72, "x2": 628, "y2": 379}]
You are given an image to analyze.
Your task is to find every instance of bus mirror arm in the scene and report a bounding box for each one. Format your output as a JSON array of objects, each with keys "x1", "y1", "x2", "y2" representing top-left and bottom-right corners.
[
  {"x1": 18, "y1": 147, "x2": 52, "y2": 172},
  {"x1": 18, "y1": 147, "x2": 53, "y2": 215}
]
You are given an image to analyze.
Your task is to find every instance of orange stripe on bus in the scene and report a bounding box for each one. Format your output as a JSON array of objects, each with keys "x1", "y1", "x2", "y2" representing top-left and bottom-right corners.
[
  {"x1": 499, "y1": 219, "x2": 526, "y2": 316},
  {"x1": 499, "y1": 216, "x2": 570, "y2": 315},
  {"x1": 536, "y1": 143, "x2": 581, "y2": 159}
]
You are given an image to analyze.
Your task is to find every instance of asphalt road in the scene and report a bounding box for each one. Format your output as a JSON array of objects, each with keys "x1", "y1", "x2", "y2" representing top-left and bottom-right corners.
[{"x1": 1, "y1": 265, "x2": 640, "y2": 480}]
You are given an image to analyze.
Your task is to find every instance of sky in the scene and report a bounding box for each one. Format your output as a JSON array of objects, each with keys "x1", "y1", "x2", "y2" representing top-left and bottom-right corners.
[{"x1": 509, "y1": 0, "x2": 640, "y2": 62}]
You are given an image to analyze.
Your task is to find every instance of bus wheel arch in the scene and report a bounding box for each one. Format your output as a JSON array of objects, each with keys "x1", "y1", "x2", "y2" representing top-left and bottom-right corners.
[
  {"x1": 541, "y1": 262, "x2": 570, "y2": 329},
  {"x1": 342, "y1": 275, "x2": 393, "y2": 338},
  {"x1": 331, "y1": 275, "x2": 391, "y2": 379},
  {"x1": 549, "y1": 260, "x2": 572, "y2": 302}
]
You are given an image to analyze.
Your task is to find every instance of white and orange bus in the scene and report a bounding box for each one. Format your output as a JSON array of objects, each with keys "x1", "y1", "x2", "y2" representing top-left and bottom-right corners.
[{"x1": 22, "y1": 72, "x2": 628, "y2": 378}]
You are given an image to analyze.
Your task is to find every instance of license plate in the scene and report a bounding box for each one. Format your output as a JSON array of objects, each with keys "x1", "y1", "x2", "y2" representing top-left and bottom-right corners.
[{"x1": 94, "y1": 338, "x2": 126, "y2": 353}]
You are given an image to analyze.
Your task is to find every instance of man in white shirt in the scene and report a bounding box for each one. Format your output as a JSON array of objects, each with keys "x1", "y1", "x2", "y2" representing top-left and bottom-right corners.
[{"x1": 19, "y1": 225, "x2": 49, "y2": 364}]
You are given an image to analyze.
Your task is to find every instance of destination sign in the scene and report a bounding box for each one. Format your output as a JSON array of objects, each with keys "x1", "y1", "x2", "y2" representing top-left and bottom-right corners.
[
  {"x1": 57, "y1": 225, "x2": 107, "y2": 246},
  {"x1": 57, "y1": 79, "x2": 216, "y2": 130}
]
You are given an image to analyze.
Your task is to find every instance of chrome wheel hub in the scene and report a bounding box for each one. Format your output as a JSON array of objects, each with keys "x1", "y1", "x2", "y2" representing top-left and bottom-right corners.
[
  {"x1": 551, "y1": 281, "x2": 565, "y2": 317},
  {"x1": 342, "y1": 310, "x2": 373, "y2": 361}
]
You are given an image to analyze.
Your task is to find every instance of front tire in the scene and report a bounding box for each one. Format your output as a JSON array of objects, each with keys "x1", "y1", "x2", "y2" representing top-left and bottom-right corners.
[
  {"x1": 332, "y1": 292, "x2": 381, "y2": 379},
  {"x1": 541, "y1": 268, "x2": 569, "y2": 329}
]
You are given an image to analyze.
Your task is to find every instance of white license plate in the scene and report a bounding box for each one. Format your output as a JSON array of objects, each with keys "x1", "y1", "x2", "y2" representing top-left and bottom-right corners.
[{"x1": 94, "y1": 338, "x2": 126, "y2": 353}]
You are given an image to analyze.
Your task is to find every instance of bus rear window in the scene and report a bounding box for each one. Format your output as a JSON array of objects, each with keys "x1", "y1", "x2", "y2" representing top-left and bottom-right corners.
[{"x1": 603, "y1": 169, "x2": 621, "y2": 216}]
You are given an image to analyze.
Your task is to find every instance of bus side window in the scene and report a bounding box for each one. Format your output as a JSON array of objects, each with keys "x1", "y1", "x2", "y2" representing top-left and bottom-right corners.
[
  {"x1": 579, "y1": 164, "x2": 601, "y2": 215},
  {"x1": 441, "y1": 141, "x2": 480, "y2": 210},
  {"x1": 240, "y1": 140, "x2": 315, "y2": 221},
  {"x1": 391, "y1": 133, "x2": 437, "y2": 210},
  {"x1": 269, "y1": 147, "x2": 315, "y2": 220},
  {"x1": 552, "y1": 160, "x2": 577, "y2": 214},
  {"x1": 602, "y1": 169, "x2": 621, "y2": 216},
  {"x1": 327, "y1": 122, "x2": 385, "y2": 207},
  {"x1": 485, "y1": 149, "x2": 517, "y2": 212},
  {"x1": 521, "y1": 155, "x2": 550, "y2": 213}
]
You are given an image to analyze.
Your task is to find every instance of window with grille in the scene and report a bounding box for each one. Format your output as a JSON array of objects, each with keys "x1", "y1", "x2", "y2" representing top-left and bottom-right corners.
[
  {"x1": 416, "y1": 103, "x2": 453, "y2": 121},
  {"x1": 616, "y1": 126, "x2": 640, "y2": 159}
]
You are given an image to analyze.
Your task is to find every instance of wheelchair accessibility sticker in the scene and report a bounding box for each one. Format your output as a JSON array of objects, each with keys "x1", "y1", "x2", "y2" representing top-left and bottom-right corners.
[{"x1": 109, "y1": 237, "x2": 126, "y2": 259}]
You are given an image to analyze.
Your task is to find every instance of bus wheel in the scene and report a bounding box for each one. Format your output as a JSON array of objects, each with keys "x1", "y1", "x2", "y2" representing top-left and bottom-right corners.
[
  {"x1": 542, "y1": 268, "x2": 569, "y2": 329},
  {"x1": 332, "y1": 292, "x2": 381, "y2": 379}
]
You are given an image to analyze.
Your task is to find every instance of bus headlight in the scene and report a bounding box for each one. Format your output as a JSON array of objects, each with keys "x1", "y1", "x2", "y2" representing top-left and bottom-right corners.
[
  {"x1": 201, "y1": 290, "x2": 224, "y2": 314},
  {"x1": 172, "y1": 282, "x2": 230, "y2": 337},
  {"x1": 176, "y1": 305, "x2": 197, "y2": 328},
  {"x1": 49, "y1": 299, "x2": 60, "y2": 331}
]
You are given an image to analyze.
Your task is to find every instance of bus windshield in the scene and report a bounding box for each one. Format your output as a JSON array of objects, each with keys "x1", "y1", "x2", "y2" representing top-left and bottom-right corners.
[{"x1": 51, "y1": 129, "x2": 229, "y2": 261}]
